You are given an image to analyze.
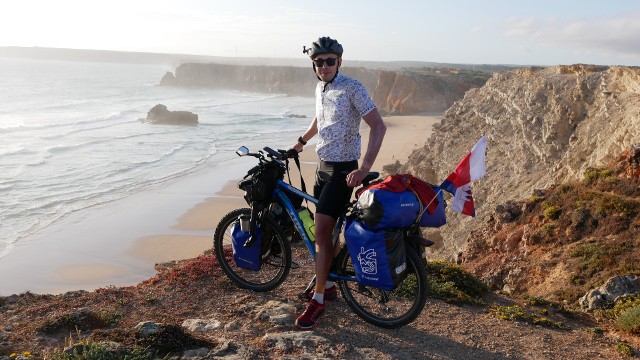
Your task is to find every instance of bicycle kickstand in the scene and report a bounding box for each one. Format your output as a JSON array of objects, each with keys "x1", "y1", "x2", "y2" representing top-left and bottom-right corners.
[{"x1": 298, "y1": 275, "x2": 317, "y2": 301}]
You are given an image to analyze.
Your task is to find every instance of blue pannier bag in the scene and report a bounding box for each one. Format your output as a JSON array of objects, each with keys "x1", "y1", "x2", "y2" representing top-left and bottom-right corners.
[
  {"x1": 358, "y1": 187, "x2": 446, "y2": 230},
  {"x1": 231, "y1": 221, "x2": 262, "y2": 271},
  {"x1": 357, "y1": 189, "x2": 418, "y2": 230},
  {"x1": 344, "y1": 219, "x2": 407, "y2": 291}
]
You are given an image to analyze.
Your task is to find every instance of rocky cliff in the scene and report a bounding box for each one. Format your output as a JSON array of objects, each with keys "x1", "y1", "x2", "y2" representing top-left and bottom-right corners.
[
  {"x1": 402, "y1": 65, "x2": 640, "y2": 258},
  {"x1": 160, "y1": 63, "x2": 489, "y2": 115}
]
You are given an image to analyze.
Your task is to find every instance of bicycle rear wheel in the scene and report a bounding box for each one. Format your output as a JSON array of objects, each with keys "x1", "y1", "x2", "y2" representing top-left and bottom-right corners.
[
  {"x1": 336, "y1": 244, "x2": 428, "y2": 328},
  {"x1": 213, "y1": 208, "x2": 291, "y2": 292}
]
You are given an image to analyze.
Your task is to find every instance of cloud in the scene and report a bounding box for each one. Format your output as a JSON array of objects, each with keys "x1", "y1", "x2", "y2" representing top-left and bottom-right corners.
[
  {"x1": 504, "y1": 12, "x2": 640, "y2": 57},
  {"x1": 504, "y1": 17, "x2": 537, "y2": 37}
]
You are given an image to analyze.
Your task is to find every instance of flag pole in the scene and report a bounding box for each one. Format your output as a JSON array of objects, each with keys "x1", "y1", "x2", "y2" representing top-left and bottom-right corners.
[{"x1": 423, "y1": 188, "x2": 443, "y2": 212}]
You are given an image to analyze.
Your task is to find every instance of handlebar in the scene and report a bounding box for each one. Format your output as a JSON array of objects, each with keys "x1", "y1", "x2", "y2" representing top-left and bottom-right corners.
[
  {"x1": 237, "y1": 145, "x2": 378, "y2": 185},
  {"x1": 236, "y1": 146, "x2": 298, "y2": 161}
]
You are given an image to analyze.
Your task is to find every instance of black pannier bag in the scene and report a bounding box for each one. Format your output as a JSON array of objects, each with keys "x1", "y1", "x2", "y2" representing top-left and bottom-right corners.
[
  {"x1": 404, "y1": 225, "x2": 435, "y2": 267},
  {"x1": 385, "y1": 228, "x2": 409, "y2": 287},
  {"x1": 250, "y1": 162, "x2": 281, "y2": 202},
  {"x1": 238, "y1": 161, "x2": 284, "y2": 205}
]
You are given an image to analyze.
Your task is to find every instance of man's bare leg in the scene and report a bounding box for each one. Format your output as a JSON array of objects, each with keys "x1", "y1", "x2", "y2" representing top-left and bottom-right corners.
[{"x1": 312, "y1": 213, "x2": 337, "y2": 300}]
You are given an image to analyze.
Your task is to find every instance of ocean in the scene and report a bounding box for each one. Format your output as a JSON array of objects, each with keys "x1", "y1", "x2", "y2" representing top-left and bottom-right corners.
[{"x1": 0, "y1": 57, "x2": 315, "y2": 261}]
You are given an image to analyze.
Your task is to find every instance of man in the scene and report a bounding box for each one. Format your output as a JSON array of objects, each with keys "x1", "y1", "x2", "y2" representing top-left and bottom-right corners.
[{"x1": 292, "y1": 36, "x2": 386, "y2": 330}]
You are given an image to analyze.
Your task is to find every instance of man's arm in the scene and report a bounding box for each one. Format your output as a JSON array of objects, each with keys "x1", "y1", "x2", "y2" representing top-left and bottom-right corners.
[
  {"x1": 292, "y1": 117, "x2": 318, "y2": 153},
  {"x1": 346, "y1": 108, "x2": 386, "y2": 187}
]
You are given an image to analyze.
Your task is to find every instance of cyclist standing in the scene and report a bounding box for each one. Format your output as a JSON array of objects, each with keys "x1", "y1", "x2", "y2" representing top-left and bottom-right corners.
[{"x1": 292, "y1": 36, "x2": 386, "y2": 330}]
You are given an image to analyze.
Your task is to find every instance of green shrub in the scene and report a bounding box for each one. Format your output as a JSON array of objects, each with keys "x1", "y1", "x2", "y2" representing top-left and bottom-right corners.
[
  {"x1": 528, "y1": 195, "x2": 544, "y2": 204},
  {"x1": 584, "y1": 168, "x2": 614, "y2": 183},
  {"x1": 617, "y1": 306, "x2": 640, "y2": 334},
  {"x1": 570, "y1": 243, "x2": 601, "y2": 258},
  {"x1": 425, "y1": 260, "x2": 488, "y2": 305},
  {"x1": 37, "y1": 310, "x2": 120, "y2": 334},
  {"x1": 613, "y1": 294, "x2": 640, "y2": 317},
  {"x1": 489, "y1": 305, "x2": 566, "y2": 329},
  {"x1": 543, "y1": 205, "x2": 562, "y2": 220},
  {"x1": 135, "y1": 324, "x2": 211, "y2": 355},
  {"x1": 614, "y1": 341, "x2": 634, "y2": 357},
  {"x1": 571, "y1": 243, "x2": 637, "y2": 282},
  {"x1": 392, "y1": 273, "x2": 419, "y2": 299},
  {"x1": 523, "y1": 295, "x2": 553, "y2": 307},
  {"x1": 50, "y1": 342, "x2": 154, "y2": 360},
  {"x1": 540, "y1": 223, "x2": 555, "y2": 237}
]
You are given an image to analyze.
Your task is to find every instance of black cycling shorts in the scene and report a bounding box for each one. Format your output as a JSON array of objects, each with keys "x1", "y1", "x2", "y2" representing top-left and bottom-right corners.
[{"x1": 314, "y1": 160, "x2": 358, "y2": 219}]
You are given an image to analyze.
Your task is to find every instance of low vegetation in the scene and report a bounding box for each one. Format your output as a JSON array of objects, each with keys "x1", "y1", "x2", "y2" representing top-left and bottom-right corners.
[
  {"x1": 50, "y1": 342, "x2": 153, "y2": 360},
  {"x1": 464, "y1": 160, "x2": 640, "y2": 305},
  {"x1": 535, "y1": 169, "x2": 640, "y2": 300},
  {"x1": 424, "y1": 260, "x2": 489, "y2": 305},
  {"x1": 489, "y1": 304, "x2": 567, "y2": 329},
  {"x1": 595, "y1": 294, "x2": 640, "y2": 335},
  {"x1": 618, "y1": 307, "x2": 640, "y2": 334},
  {"x1": 614, "y1": 341, "x2": 635, "y2": 357}
]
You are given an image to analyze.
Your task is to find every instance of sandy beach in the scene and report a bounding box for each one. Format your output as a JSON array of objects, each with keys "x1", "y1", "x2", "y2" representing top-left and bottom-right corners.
[{"x1": 0, "y1": 115, "x2": 441, "y2": 295}]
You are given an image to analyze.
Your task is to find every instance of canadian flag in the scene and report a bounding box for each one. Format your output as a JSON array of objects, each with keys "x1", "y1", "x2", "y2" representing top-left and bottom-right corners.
[{"x1": 439, "y1": 136, "x2": 487, "y2": 217}]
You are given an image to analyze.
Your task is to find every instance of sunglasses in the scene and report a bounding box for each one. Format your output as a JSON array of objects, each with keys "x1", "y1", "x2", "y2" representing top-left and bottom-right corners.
[{"x1": 313, "y1": 57, "x2": 338, "y2": 67}]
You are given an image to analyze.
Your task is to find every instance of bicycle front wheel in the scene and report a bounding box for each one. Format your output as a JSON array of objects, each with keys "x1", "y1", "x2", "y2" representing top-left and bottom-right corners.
[
  {"x1": 213, "y1": 208, "x2": 291, "y2": 292},
  {"x1": 337, "y1": 244, "x2": 428, "y2": 329}
]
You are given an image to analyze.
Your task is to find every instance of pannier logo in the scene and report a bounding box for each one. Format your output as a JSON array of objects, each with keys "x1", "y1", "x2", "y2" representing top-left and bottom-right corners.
[
  {"x1": 357, "y1": 247, "x2": 377, "y2": 275},
  {"x1": 400, "y1": 203, "x2": 414, "y2": 207}
]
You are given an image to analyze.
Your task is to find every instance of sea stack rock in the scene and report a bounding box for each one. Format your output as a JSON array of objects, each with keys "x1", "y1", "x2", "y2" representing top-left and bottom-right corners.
[
  {"x1": 159, "y1": 71, "x2": 178, "y2": 86},
  {"x1": 144, "y1": 104, "x2": 198, "y2": 125}
]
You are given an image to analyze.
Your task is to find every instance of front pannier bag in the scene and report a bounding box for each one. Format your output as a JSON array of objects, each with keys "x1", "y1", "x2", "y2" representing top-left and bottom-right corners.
[
  {"x1": 344, "y1": 219, "x2": 407, "y2": 291},
  {"x1": 230, "y1": 221, "x2": 262, "y2": 271}
]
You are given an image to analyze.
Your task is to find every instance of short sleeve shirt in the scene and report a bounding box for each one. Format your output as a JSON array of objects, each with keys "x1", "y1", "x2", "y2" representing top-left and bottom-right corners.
[{"x1": 315, "y1": 73, "x2": 376, "y2": 162}]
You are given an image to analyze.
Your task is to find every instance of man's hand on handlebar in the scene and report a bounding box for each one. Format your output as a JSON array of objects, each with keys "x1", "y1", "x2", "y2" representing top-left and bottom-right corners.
[
  {"x1": 291, "y1": 142, "x2": 304, "y2": 153},
  {"x1": 346, "y1": 169, "x2": 368, "y2": 187},
  {"x1": 284, "y1": 148, "x2": 299, "y2": 159}
]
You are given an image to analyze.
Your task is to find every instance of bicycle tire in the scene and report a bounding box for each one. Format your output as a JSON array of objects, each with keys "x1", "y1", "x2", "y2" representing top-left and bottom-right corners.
[
  {"x1": 337, "y1": 244, "x2": 428, "y2": 328},
  {"x1": 213, "y1": 208, "x2": 291, "y2": 292}
]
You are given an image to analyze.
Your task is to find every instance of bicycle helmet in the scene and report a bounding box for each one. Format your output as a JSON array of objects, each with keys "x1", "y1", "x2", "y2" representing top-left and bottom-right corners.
[{"x1": 303, "y1": 37, "x2": 343, "y2": 58}]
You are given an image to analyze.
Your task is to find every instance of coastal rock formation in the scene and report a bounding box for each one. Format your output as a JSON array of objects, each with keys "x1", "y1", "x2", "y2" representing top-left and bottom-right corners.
[
  {"x1": 160, "y1": 63, "x2": 489, "y2": 115},
  {"x1": 143, "y1": 104, "x2": 198, "y2": 125},
  {"x1": 402, "y1": 65, "x2": 640, "y2": 258},
  {"x1": 579, "y1": 275, "x2": 640, "y2": 311},
  {"x1": 160, "y1": 71, "x2": 178, "y2": 86}
]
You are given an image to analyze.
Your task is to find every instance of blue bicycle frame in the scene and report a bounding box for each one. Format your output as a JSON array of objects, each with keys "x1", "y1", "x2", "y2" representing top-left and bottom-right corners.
[{"x1": 272, "y1": 179, "x2": 355, "y2": 283}]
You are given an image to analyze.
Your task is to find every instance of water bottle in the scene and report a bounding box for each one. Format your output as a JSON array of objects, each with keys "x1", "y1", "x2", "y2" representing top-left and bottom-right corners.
[{"x1": 297, "y1": 207, "x2": 315, "y2": 242}]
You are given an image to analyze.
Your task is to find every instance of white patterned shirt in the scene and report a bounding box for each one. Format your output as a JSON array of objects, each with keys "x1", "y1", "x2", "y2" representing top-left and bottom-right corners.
[{"x1": 315, "y1": 73, "x2": 377, "y2": 162}]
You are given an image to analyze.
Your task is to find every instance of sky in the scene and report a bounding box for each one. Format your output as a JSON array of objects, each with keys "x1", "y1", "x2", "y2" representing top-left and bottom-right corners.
[{"x1": 2, "y1": 0, "x2": 640, "y2": 66}]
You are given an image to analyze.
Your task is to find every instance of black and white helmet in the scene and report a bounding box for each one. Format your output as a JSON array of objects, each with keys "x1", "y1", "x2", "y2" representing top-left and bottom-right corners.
[{"x1": 303, "y1": 37, "x2": 343, "y2": 58}]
